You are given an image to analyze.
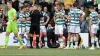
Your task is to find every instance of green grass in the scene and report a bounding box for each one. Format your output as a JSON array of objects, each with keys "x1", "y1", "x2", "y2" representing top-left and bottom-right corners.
[{"x1": 0, "y1": 47, "x2": 100, "y2": 56}]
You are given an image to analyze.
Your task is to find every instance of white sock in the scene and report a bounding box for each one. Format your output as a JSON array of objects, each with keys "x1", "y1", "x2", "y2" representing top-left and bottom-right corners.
[
  {"x1": 58, "y1": 38, "x2": 63, "y2": 47},
  {"x1": 75, "y1": 42, "x2": 78, "y2": 47},
  {"x1": 94, "y1": 37, "x2": 99, "y2": 47},
  {"x1": 91, "y1": 38, "x2": 95, "y2": 47},
  {"x1": 70, "y1": 37, "x2": 73, "y2": 47},
  {"x1": 74, "y1": 36, "x2": 76, "y2": 42},
  {"x1": 67, "y1": 41, "x2": 70, "y2": 47},
  {"x1": 74, "y1": 37, "x2": 78, "y2": 47},
  {"x1": 44, "y1": 37, "x2": 48, "y2": 47},
  {"x1": 26, "y1": 35, "x2": 30, "y2": 47}
]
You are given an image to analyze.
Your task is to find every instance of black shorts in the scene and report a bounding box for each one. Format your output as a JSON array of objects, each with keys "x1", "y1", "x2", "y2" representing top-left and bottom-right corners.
[{"x1": 29, "y1": 25, "x2": 40, "y2": 35}]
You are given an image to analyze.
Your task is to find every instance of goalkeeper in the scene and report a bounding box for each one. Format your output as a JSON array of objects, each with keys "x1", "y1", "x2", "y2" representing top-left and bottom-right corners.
[{"x1": 0, "y1": 1, "x2": 24, "y2": 49}]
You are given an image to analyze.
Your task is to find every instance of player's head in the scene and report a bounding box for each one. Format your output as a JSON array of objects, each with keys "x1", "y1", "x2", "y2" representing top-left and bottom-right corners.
[
  {"x1": 21, "y1": 6, "x2": 26, "y2": 12},
  {"x1": 73, "y1": 2, "x2": 78, "y2": 8},
  {"x1": 38, "y1": 5, "x2": 42, "y2": 11},
  {"x1": 55, "y1": 2, "x2": 61, "y2": 11},
  {"x1": 7, "y1": 1, "x2": 12, "y2": 10},
  {"x1": 44, "y1": 7, "x2": 48, "y2": 12},
  {"x1": 33, "y1": 4, "x2": 38, "y2": 10},
  {"x1": 89, "y1": 6, "x2": 94, "y2": 12},
  {"x1": 48, "y1": 23, "x2": 52, "y2": 27},
  {"x1": 29, "y1": 6, "x2": 34, "y2": 11}
]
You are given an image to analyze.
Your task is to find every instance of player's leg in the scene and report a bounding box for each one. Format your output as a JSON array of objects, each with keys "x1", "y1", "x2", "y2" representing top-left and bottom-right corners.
[
  {"x1": 70, "y1": 34, "x2": 74, "y2": 49},
  {"x1": 42, "y1": 26, "x2": 48, "y2": 48},
  {"x1": 89, "y1": 25, "x2": 95, "y2": 50},
  {"x1": 58, "y1": 25, "x2": 64, "y2": 48},
  {"x1": 94, "y1": 25, "x2": 99, "y2": 48},
  {"x1": 12, "y1": 25, "x2": 24, "y2": 49},
  {"x1": 74, "y1": 25, "x2": 80, "y2": 49},
  {"x1": 0, "y1": 25, "x2": 11, "y2": 49},
  {"x1": 25, "y1": 27, "x2": 31, "y2": 48},
  {"x1": 29, "y1": 25, "x2": 34, "y2": 48},
  {"x1": 64, "y1": 25, "x2": 72, "y2": 49},
  {"x1": 74, "y1": 33, "x2": 79, "y2": 49},
  {"x1": 35, "y1": 25, "x2": 40, "y2": 49}
]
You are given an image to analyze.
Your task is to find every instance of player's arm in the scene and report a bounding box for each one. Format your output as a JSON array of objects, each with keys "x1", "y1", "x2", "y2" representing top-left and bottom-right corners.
[
  {"x1": 53, "y1": 16, "x2": 56, "y2": 24},
  {"x1": 19, "y1": 18, "x2": 26, "y2": 22},
  {"x1": 44, "y1": 15, "x2": 50, "y2": 25},
  {"x1": 64, "y1": 15, "x2": 71, "y2": 20},
  {"x1": 89, "y1": 18, "x2": 92, "y2": 32},
  {"x1": 80, "y1": 11, "x2": 85, "y2": 22}
]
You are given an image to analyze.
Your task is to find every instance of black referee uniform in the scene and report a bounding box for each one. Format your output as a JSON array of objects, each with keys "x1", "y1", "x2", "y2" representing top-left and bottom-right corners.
[{"x1": 29, "y1": 9, "x2": 42, "y2": 48}]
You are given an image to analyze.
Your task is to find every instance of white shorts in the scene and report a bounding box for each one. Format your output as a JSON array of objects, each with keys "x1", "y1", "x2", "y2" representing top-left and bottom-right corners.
[
  {"x1": 19, "y1": 27, "x2": 26, "y2": 34},
  {"x1": 40, "y1": 26, "x2": 46, "y2": 32},
  {"x1": 26, "y1": 27, "x2": 30, "y2": 33},
  {"x1": 55, "y1": 25, "x2": 63, "y2": 34},
  {"x1": 91, "y1": 24, "x2": 99, "y2": 34},
  {"x1": 68, "y1": 25, "x2": 80, "y2": 33}
]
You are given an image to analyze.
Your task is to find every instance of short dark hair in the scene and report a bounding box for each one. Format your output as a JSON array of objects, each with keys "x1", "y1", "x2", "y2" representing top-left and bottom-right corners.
[
  {"x1": 7, "y1": 1, "x2": 12, "y2": 5},
  {"x1": 21, "y1": 6, "x2": 26, "y2": 10},
  {"x1": 73, "y1": 2, "x2": 78, "y2": 7},
  {"x1": 89, "y1": 6, "x2": 94, "y2": 9}
]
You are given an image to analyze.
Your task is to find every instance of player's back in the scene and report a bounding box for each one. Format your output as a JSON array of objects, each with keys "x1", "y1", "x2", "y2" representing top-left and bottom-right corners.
[{"x1": 69, "y1": 8, "x2": 83, "y2": 25}]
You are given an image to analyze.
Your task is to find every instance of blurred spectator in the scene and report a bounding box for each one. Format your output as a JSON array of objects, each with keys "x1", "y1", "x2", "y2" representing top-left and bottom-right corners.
[
  {"x1": 39, "y1": 0, "x2": 49, "y2": 11},
  {"x1": 56, "y1": 0, "x2": 64, "y2": 3},
  {"x1": 64, "y1": 0, "x2": 76, "y2": 10},
  {"x1": 77, "y1": 0, "x2": 85, "y2": 8},
  {"x1": 0, "y1": 8, "x2": 4, "y2": 23},
  {"x1": 0, "y1": 0, "x2": 7, "y2": 14},
  {"x1": 84, "y1": 0, "x2": 94, "y2": 8},
  {"x1": 30, "y1": 0, "x2": 36, "y2": 4},
  {"x1": 12, "y1": 0, "x2": 19, "y2": 11},
  {"x1": 95, "y1": 0, "x2": 100, "y2": 12}
]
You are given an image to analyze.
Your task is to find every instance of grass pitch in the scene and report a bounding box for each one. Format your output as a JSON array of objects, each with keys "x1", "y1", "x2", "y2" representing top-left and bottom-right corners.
[{"x1": 0, "y1": 47, "x2": 100, "y2": 56}]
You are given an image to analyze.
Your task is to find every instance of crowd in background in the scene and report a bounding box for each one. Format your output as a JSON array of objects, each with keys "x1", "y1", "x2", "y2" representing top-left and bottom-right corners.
[{"x1": 0, "y1": 0, "x2": 100, "y2": 49}]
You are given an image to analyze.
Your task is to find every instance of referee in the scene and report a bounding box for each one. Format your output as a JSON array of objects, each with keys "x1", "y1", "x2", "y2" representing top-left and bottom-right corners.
[{"x1": 29, "y1": 5, "x2": 43, "y2": 49}]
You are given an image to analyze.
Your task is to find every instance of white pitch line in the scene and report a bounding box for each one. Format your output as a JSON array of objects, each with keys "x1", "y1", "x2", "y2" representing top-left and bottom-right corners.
[{"x1": 0, "y1": 54, "x2": 38, "y2": 56}]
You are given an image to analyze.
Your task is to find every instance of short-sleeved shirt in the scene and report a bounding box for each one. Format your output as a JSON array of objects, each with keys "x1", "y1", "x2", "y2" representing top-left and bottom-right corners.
[
  {"x1": 25, "y1": 12, "x2": 31, "y2": 27},
  {"x1": 29, "y1": 10, "x2": 43, "y2": 25},
  {"x1": 8, "y1": 8, "x2": 17, "y2": 25},
  {"x1": 18, "y1": 11, "x2": 26, "y2": 28},
  {"x1": 40, "y1": 20, "x2": 44, "y2": 26},
  {"x1": 55, "y1": 10, "x2": 66, "y2": 25},
  {"x1": 89, "y1": 11, "x2": 99, "y2": 25},
  {"x1": 68, "y1": 8, "x2": 84, "y2": 26}
]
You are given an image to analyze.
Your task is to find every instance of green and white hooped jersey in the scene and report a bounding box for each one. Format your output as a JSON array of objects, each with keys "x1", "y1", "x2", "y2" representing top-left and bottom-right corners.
[
  {"x1": 68, "y1": 8, "x2": 84, "y2": 26},
  {"x1": 18, "y1": 11, "x2": 26, "y2": 28},
  {"x1": 55, "y1": 10, "x2": 66, "y2": 25},
  {"x1": 89, "y1": 11, "x2": 99, "y2": 25},
  {"x1": 25, "y1": 12, "x2": 31, "y2": 27},
  {"x1": 56, "y1": 18, "x2": 66, "y2": 25},
  {"x1": 40, "y1": 20, "x2": 45, "y2": 26},
  {"x1": 42, "y1": 11, "x2": 48, "y2": 16}
]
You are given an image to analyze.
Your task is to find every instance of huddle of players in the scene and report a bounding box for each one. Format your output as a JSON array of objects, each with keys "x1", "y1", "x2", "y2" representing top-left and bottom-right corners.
[
  {"x1": 16, "y1": 2, "x2": 100, "y2": 50},
  {"x1": 53, "y1": 2, "x2": 100, "y2": 50}
]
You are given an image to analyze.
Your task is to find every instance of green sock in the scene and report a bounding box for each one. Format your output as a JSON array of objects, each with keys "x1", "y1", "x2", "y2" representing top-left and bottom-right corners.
[
  {"x1": 17, "y1": 36, "x2": 23, "y2": 46},
  {"x1": 5, "y1": 36, "x2": 9, "y2": 46}
]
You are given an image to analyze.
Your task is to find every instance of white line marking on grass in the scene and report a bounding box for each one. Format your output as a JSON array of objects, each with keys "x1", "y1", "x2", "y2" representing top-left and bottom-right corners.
[{"x1": 0, "y1": 54, "x2": 38, "y2": 56}]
